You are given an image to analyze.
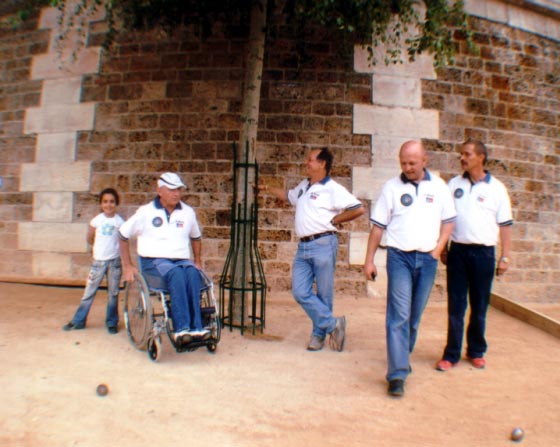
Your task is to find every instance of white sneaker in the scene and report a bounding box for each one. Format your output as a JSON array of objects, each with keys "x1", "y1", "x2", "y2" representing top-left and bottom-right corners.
[
  {"x1": 190, "y1": 328, "x2": 210, "y2": 339},
  {"x1": 174, "y1": 329, "x2": 191, "y2": 343}
]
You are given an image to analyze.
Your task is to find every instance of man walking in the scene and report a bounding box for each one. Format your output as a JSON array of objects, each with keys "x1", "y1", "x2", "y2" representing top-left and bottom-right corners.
[
  {"x1": 259, "y1": 147, "x2": 365, "y2": 352},
  {"x1": 436, "y1": 140, "x2": 513, "y2": 372},
  {"x1": 363, "y1": 140, "x2": 456, "y2": 397}
]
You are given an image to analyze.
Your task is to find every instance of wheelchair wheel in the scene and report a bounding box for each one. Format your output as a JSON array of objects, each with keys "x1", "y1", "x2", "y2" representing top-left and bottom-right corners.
[
  {"x1": 212, "y1": 314, "x2": 221, "y2": 343},
  {"x1": 206, "y1": 342, "x2": 217, "y2": 353},
  {"x1": 124, "y1": 272, "x2": 153, "y2": 350},
  {"x1": 147, "y1": 336, "x2": 162, "y2": 362}
]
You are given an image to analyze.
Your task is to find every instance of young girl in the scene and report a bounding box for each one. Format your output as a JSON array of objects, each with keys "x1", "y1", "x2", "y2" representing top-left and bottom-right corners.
[{"x1": 63, "y1": 188, "x2": 124, "y2": 334}]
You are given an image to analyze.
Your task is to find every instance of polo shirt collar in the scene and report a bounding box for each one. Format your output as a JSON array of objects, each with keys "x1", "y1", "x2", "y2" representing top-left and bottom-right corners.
[
  {"x1": 306, "y1": 175, "x2": 330, "y2": 190},
  {"x1": 400, "y1": 169, "x2": 431, "y2": 185},
  {"x1": 154, "y1": 196, "x2": 182, "y2": 210},
  {"x1": 463, "y1": 170, "x2": 491, "y2": 184}
]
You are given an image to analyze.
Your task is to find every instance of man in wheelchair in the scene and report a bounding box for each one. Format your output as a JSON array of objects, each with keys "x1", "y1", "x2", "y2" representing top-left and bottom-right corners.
[{"x1": 119, "y1": 172, "x2": 210, "y2": 344}]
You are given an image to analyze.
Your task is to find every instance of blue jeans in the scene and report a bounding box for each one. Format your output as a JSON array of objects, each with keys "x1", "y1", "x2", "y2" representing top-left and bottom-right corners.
[
  {"x1": 140, "y1": 257, "x2": 203, "y2": 333},
  {"x1": 72, "y1": 258, "x2": 121, "y2": 328},
  {"x1": 386, "y1": 247, "x2": 438, "y2": 381},
  {"x1": 292, "y1": 234, "x2": 338, "y2": 339},
  {"x1": 442, "y1": 242, "x2": 495, "y2": 363}
]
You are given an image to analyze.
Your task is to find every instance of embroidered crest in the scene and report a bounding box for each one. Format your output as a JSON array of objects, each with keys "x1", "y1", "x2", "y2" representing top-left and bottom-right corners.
[
  {"x1": 454, "y1": 188, "x2": 464, "y2": 199},
  {"x1": 176, "y1": 220, "x2": 184, "y2": 228},
  {"x1": 152, "y1": 217, "x2": 163, "y2": 227},
  {"x1": 425, "y1": 194, "x2": 434, "y2": 203},
  {"x1": 400, "y1": 194, "x2": 413, "y2": 206}
]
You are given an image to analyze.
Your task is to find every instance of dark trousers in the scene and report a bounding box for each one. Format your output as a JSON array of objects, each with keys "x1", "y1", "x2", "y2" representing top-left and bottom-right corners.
[{"x1": 443, "y1": 242, "x2": 495, "y2": 363}]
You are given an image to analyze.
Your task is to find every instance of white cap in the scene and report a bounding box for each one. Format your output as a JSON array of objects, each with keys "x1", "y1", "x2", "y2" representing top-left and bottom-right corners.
[{"x1": 157, "y1": 172, "x2": 186, "y2": 190}]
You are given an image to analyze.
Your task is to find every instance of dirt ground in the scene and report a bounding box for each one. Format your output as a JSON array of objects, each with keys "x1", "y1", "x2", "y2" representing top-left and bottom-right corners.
[{"x1": 1, "y1": 281, "x2": 559, "y2": 447}]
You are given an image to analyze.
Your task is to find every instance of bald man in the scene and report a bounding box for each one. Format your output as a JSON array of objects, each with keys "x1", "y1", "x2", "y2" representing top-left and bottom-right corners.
[{"x1": 363, "y1": 141, "x2": 456, "y2": 397}]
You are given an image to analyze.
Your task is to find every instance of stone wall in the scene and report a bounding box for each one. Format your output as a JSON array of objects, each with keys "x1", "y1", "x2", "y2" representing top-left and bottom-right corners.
[{"x1": 0, "y1": 1, "x2": 558, "y2": 303}]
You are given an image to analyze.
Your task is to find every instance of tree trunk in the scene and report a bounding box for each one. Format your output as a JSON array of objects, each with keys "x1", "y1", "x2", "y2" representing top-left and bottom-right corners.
[
  {"x1": 239, "y1": 0, "x2": 266, "y2": 161},
  {"x1": 230, "y1": 0, "x2": 267, "y2": 326}
]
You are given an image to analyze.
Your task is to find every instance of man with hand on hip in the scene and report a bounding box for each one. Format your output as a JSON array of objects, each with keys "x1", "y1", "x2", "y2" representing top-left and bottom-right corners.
[{"x1": 259, "y1": 147, "x2": 365, "y2": 352}]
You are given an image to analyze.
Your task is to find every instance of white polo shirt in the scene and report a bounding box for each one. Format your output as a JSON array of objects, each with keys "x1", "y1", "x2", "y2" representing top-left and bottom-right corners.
[
  {"x1": 371, "y1": 171, "x2": 456, "y2": 252},
  {"x1": 119, "y1": 197, "x2": 202, "y2": 259},
  {"x1": 287, "y1": 176, "x2": 363, "y2": 238},
  {"x1": 449, "y1": 172, "x2": 513, "y2": 246}
]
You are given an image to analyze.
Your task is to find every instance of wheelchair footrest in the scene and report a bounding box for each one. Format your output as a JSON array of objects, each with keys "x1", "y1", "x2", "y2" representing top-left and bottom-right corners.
[{"x1": 201, "y1": 306, "x2": 216, "y2": 316}]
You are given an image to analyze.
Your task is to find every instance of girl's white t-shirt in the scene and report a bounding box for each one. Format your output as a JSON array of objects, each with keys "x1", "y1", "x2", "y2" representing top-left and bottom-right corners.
[{"x1": 90, "y1": 213, "x2": 125, "y2": 261}]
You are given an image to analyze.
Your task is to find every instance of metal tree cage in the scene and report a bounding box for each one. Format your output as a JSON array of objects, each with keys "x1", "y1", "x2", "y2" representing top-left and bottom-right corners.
[{"x1": 219, "y1": 142, "x2": 266, "y2": 335}]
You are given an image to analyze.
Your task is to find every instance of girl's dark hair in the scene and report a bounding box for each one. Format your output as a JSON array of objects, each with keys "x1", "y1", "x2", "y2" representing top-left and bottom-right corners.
[{"x1": 99, "y1": 188, "x2": 120, "y2": 205}]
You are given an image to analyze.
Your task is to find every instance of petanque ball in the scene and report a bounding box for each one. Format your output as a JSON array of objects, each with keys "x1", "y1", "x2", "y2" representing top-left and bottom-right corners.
[
  {"x1": 96, "y1": 383, "x2": 109, "y2": 397},
  {"x1": 510, "y1": 427, "x2": 524, "y2": 442}
]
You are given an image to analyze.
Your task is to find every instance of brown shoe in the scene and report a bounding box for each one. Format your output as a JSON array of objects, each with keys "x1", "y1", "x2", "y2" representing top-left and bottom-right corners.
[
  {"x1": 307, "y1": 335, "x2": 325, "y2": 351},
  {"x1": 328, "y1": 316, "x2": 346, "y2": 352}
]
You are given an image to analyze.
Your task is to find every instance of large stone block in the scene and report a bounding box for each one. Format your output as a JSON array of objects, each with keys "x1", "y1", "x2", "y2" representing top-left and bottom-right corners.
[
  {"x1": 39, "y1": 5, "x2": 107, "y2": 32},
  {"x1": 349, "y1": 231, "x2": 368, "y2": 265},
  {"x1": 373, "y1": 75, "x2": 421, "y2": 108},
  {"x1": 353, "y1": 104, "x2": 439, "y2": 139},
  {"x1": 464, "y1": 0, "x2": 507, "y2": 22},
  {"x1": 354, "y1": 45, "x2": 436, "y2": 79},
  {"x1": 507, "y1": 4, "x2": 546, "y2": 35},
  {"x1": 362, "y1": 243, "x2": 389, "y2": 299},
  {"x1": 39, "y1": 6, "x2": 106, "y2": 30},
  {"x1": 41, "y1": 77, "x2": 82, "y2": 105},
  {"x1": 24, "y1": 103, "x2": 95, "y2": 134},
  {"x1": 372, "y1": 136, "x2": 410, "y2": 164},
  {"x1": 33, "y1": 192, "x2": 73, "y2": 222},
  {"x1": 19, "y1": 222, "x2": 87, "y2": 253},
  {"x1": 353, "y1": 165, "x2": 400, "y2": 201},
  {"x1": 21, "y1": 161, "x2": 91, "y2": 192},
  {"x1": 32, "y1": 252, "x2": 73, "y2": 278},
  {"x1": 38, "y1": 6, "x2": 59, "y2": 30},
  {"x1": 36, "y1": 132, "x2": 77, "y2": 162},
  {"x1": 31, "y1": 48, "x2": 101, "y2": 80}
]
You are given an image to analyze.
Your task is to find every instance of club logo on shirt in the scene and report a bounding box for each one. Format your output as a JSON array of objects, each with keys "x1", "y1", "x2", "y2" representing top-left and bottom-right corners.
[
  {"x1": 454, "y1": 188, "x2": 464, "y2": 199},
  {"x1": 477, "y1": 195, "x2": 486, "y2": 203},
  {"x1": 310, "y1": 192, "x2": 319, "y2": 200},
  {"x1": 400, "y1": 193, "x2": 413, "y2": 206},
  {"x1": 425, "y1": 194, "x2": 434, "y2": 203},
  {"x1": 298, "y1": 189, "x2": 304, "y2": 198},
  {"x1": 176, "y1": 220, "x2": 184, "y2": 228},
  {"x1": 152, "y1": 217, "x2": 163, "y2": 227}
]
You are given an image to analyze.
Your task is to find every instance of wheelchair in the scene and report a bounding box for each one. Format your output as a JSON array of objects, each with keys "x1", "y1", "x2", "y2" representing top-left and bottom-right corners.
[{"x1": 123, "y1": 260, "x2": 221, "y2": 362}]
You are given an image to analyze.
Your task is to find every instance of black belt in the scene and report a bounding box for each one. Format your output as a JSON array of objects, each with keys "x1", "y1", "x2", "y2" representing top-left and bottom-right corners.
[
  {"x1": 300, "y1": 231, "x2": 337, "y2": 243},
  {"x1": 451, "y1": 242, "x2": 491, "y2": 249}
]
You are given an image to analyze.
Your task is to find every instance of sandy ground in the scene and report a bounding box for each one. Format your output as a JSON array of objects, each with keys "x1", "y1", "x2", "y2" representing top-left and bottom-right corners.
[{"x1": 1, "y1": 281, "x2": 559, "y2": 447}]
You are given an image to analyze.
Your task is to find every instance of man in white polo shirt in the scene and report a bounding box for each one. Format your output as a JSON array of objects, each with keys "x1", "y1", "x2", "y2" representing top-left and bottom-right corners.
[
  {"x1": 259, "y1": 147, "x2": 365, "y2": 352},
  {"x1": 363, "y1": 140, "x2": 456, "y2": 397},
  {"x1": 436, "y1": 139, "x2": 513, "y2": 372},
  {"x1": 119, "y1": 172, "x2": 209, "y2": 343}
]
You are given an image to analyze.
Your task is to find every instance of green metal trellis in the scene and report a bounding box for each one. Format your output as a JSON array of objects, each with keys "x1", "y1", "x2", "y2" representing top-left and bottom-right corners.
[{"x1": 219, "y1": 142, "x2": 266, "y2": 335}]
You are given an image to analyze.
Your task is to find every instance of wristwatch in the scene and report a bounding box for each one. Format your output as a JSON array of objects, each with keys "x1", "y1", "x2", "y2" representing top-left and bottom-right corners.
[{"x1": 500, "y1": 257, "x2": 510, "y2": 263}]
